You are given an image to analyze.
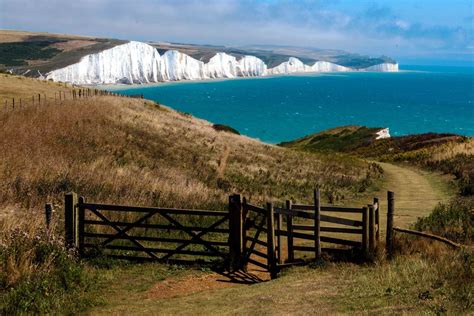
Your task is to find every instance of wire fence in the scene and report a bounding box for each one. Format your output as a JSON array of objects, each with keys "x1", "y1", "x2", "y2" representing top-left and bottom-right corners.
[{"x1": 1, "y1": 87, "x2": 144, "y2": 112}]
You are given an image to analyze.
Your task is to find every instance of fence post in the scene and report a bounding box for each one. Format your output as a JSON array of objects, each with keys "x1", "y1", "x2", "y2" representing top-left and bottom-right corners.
[
  {"x1": 64, "y1": 192, "x2": 78, "y2": 248},
  {"x1": 314, "y1": 189, "x2": 322, "y2": 260},
  {"x1": 266, "y1": 202, "x2": 277, "y2": 279},
  {"x1": 374, "y1": 197, "x2": 380, "y2": 248},
  {"x1": 362, "y1": 206, "x2": 369, "y2": 257},
  {"x1": 369, "y1": 204, "x2": 375, "y2": 257},
  {"x1": 276, "y1": 209, "x2": 283, "y2": 264},
  {"x1": 242, "y1": 197, "x2": 248, "y2": 262},
  {"x1": 286, "y1": 200, "x2": 294, "y2": 262},
  {"x1": 386, "y1": 191, "x2": 395, "y2": 259},
  {"x1": 228, "y1": 194, "x2": 243, "y2": 270},
  {"x1": 78, "y1": 196, "x2": 85, "y2": 256},
  {"x1": 45, "y1": 203, "x2": 53, "y2": 229}
]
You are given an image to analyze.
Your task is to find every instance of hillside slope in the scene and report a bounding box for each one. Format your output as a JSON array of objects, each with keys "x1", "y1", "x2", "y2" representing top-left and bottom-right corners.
[
  {"x1": 0, "y1": 74, "x2": 376, "y2": 215},
  {"x1": 1, "y1": 75, "x2": 470, "y2": 315}
]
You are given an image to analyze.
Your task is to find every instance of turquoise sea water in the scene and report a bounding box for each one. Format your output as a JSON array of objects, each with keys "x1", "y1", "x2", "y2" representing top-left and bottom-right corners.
[{"x1": 115, "y1": 65, "x2": 474, "y2": 143}]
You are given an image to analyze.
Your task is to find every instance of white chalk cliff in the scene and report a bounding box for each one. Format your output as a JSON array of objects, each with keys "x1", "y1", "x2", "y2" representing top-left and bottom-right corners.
[
  {"x1": 375, "y1": 128, "x2": 391, "y2": 139},
  {"x1": 46, "y1": 41, "x2": 398, "y2": 85},
  {"x1": 364, "y1": 63, "x2": 399, "y2": 72}
]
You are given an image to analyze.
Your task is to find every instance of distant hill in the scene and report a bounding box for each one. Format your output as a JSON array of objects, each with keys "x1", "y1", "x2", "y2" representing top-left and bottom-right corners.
[
  {"x1": 279, "y1": 126, "x2": 388, "y2": 152},
  {"x1": 280, "y1": 125, "x2": 465, "y2": 156},
  {"x1": 0, "y1": 30, "x2": 397, "y2": 76},
  {"x1": 240, "y1": 44, "x2": 396, "y2": 68},
  {"x1": 280, "y1": 125, "x2": 473, "y2": 196}
]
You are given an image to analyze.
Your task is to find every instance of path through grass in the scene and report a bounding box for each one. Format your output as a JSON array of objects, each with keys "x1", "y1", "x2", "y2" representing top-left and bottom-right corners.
[{"x1": 87, "y1": 163, "x2": 457, "y2": 315}]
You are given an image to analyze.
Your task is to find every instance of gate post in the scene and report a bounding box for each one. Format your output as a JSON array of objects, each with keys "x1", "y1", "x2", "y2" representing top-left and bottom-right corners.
[
  {"x1": 64, "y1": 192, "x2": 78, "y2": 249},
  {"x1": 44, "y1": 203, "x2": 53, "y2": 229},
  {"x1": 362, "y1": 206, "x2": 369, "y2": 257},
  {"x1": 374, "y1": 197, "x2": 380, "y2": 248},
  {"x1": 286, "y1": 200, "x2": 294, "y2": 263},
  {"x1": 229, "y1": 194, "x2": 243, "y2": 270},
  {"x1": 276, "y1": 211, "x2": 283, "y2": 264},
  {"x1": 266, "y1": 202, "x2": 277, "y2": 279},
  {"x1": 369, "y1": 205, "x2": 376, "y2": 257},
  {"x1": 78, "y1": 196, "x2": 86, "y2": 256},
  {"x1": 386, "y1": 191, "x2": 395, "y2": 259},
  {"x1": 314, "y1": 189, "x2": 322, "y2": 260}
]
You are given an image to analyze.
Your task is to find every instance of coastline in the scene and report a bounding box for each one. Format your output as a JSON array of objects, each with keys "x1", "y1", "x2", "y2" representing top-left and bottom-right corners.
[
  {"x1": 99, "y1": 66, "x2": 474, "y2": 140},
  {"x1": 98, "y1": 70, "x2": 410, "y2": 90}
]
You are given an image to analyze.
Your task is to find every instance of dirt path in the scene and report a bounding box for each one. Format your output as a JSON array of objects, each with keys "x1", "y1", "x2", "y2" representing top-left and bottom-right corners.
[
  {"x1": 374, "y1": 162, "x2": 452, "y2": 229},
  {"x1": 90, "y1": 163, "x2": 454, "y2": 315}
]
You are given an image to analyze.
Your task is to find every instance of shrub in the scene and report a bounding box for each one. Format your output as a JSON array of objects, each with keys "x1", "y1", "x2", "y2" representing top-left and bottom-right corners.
[
  {"x1": 0, "y1": 222, "x2": 95, "y2": 314},
  {"x1": 212, "y1": 124, "x2": 240, "y2": 135},
  {"x1": 414, "y1": 198, "x2": 474, "y2": 243},
  {"x1": 0, "y1": 42, "x2": 61, "y2": 66}
]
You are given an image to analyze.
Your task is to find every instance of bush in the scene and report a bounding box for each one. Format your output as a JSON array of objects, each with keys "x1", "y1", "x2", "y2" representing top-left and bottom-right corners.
[
  {"x1": 414, "y1": 198, "x2": 474, "y2": 243},
  {"x1": 0, "y1": 225, "x2": 95, "y2": 314},
  {"x1": 212, "y1": 124, "x2": 240, "y2": 135},
  {"x1": 0, "y1": 41, "x2": 61, "y2": 66}
]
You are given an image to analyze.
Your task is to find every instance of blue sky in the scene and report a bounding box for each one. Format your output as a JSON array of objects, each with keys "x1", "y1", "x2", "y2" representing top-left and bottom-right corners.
[{"x1": 0, "y1": 0, "x2": 472, "y2": 65}]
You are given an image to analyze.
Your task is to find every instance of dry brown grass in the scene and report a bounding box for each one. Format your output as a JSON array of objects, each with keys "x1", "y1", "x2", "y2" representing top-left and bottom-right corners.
[
  {"x1": 0, "y1": 97, "x2": 370, "y2": 213},
  {"x1": 0, "y1": 29, "x2": 95, "y2": 43},
  {"x1": 423, "y1": 138, "x2": 474, "y2": 162},
  {"x1": 0, "y1": 73, "x2": 73, "y2": 105},
  {"x1": 0, "y1": 76, "x2": 375, "y2": 218},
  {"x1": 49, "y1": 40, "x2": 97, "y2": 52},
  {"x1": 0, "y1": 216, "x2": 45, "y2": 287}
]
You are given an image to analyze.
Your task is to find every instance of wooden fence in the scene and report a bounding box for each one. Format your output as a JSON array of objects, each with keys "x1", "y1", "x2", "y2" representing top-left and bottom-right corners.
[
  {"x1": 229, "y1": 190, "x2": 380, "y2": 278},
  {"x1": 65, "y1": 193, "x2": 230, "y2": 265},
  {"x1": 64, "y1": 190, "x2": 383, "y2": 277},
  {"x1": 2, "y1": 87, "x2": 142, "y2": 111}
]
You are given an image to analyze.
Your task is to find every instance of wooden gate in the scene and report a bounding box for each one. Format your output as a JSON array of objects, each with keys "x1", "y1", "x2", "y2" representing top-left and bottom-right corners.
[
  {"x1": 274, "y1": 189, "x2": 380, "y2": 265},
  {"x1": 242, "y1": 199, "x2": 278, "y2": 278},
  {"x1": 65, "y1": 193, "x2": 230, "y2": 265},
  {"x1": 64, "y1": 190, "x2": 380, "y2": 277}
]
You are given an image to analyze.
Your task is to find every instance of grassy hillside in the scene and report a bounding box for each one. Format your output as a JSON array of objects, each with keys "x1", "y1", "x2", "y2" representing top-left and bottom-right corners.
[
  {"x1": 0, "y1": 75, "x2": 471, "y2": 314},
  {"x1": 0, "y1": 74, "x2": 377, "y2": 213},
  {"x1": 0, "y1": 74, "x2": 382, "y2": 313},
  {"x1": 279, "y1": 125, "x2": 385, "y2": 152},
  {"x1": 282, "y1": 125, "x2": 473, "y2": 197}
]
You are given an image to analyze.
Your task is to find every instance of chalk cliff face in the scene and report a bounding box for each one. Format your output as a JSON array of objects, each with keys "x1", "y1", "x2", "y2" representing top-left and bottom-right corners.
[
  {"x1": 376, "y1": 128, "x2": 391, "y2": 139},
  {"x1": 311, "y1": 61, "x2": 350, "y2": 72},
  {"x1": 46, "y1": 41, "x2": 398, "y2": 85},
  {"x1": 364, "y1": 63, "x2": 399, "y2": 72},
  {"x1": 158, "y1": 50, "x2": 205, "y2": 81},
  {"x1": 267, "y1": 57, "x2": 311, "y2": 75},
  {"x1": 236, "y1": 55, "x2": 267, "y2": 77},
  {"x1": 205, "y1": 53, "x2": 238, "y2": 78},
  {"x1": 46, "y1": 41, "x2": 161, "y2": 84}
]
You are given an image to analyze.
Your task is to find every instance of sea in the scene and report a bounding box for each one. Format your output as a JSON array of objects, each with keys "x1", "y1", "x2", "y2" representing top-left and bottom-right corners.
[{"x1": 114, "y1": 65, "x2": 474, "y2": 144}]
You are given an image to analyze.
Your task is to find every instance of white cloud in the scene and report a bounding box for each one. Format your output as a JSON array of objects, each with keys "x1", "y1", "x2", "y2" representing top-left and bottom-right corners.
[{"x1": 0, "y1": 0, "x2": 471, "y2": 60}]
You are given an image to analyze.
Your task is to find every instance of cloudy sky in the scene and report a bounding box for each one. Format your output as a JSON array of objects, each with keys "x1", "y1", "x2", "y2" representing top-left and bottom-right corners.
[{"x1": 0, "y1": 0, "x2": 472, "y2": 65}]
